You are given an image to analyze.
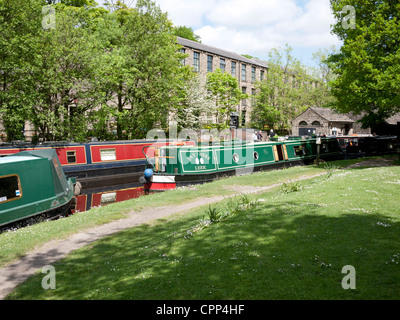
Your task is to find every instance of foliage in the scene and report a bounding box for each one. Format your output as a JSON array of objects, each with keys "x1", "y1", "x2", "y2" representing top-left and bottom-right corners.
[
  {"x1": 206, "y1": 68, "x2": 248, "y2": 126},
  {"x1": 251, "y1": 45, "x2": 316, "y2": 133},
  {"x1": 327, "y1": 0, "x2": 400, "y2": 128},
  {"x1": 173, "y1": 73, "x2": 216, "y2": 131},
  {"x1": 173, "y1": 25, "x2": 201, "y2": 43},
  {"x1": 0, "y1": 0, "x2": 186, "y2": 141},
  {"x1": 0, "y1": 0, "x2": 44, "y2": 140},
  {"x1": 280, "y1": 180, "x2": 302, "y2": 194},
  {"x1": 308, "y1": 47, "x2": 338, "y2": 108},
  {"x1": 94, "y1": 0, "x2": 187, "y2": 139}
]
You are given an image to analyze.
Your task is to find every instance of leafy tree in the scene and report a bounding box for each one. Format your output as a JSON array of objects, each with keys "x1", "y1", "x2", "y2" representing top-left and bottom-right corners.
[
  {"x1": 308, "y1": 47, "x2": 338, "y2": 108},
  {"x1": 206, "y1": 68, "x2": 247, "y2": 126},
  {"x1": 27, "y1": 5, "x2": 102, "y2": 141},
  {"x1": 94, "y1": 0, "x2": 187, "y2": 139},
  {"x1": 172, "y1": 26, "x2": 201, "y2": 43},
  {"x1": 173, "y1": 73, "x2": 216, "y2": 131},
  {"x1": 327, "y1": 0, "x2": 400, "y2": 128},
  {"x1": 252, "y1": 45, "x2": 313, "y2": 133},
  {"x1": 0, "y1": 0, "x2": 44, "y2": 141}
]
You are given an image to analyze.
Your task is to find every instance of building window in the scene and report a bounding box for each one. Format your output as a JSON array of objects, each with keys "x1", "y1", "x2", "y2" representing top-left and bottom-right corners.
[
  {"x1": 207, "y1": 55, "x2": 213, "y2": 73},
  {"x1": 260, "y1": 70, "x2": 264, "y2": 81},
  {"x1": 312, "y1": 121, "x2": 321, "y2": 126},
  {"x1": 180, "y1": 48, "x2": 186, "y2": 66},
  {"x1": 251, "y1": 88, "x2": 256, "y2": 106},
  {"x1": 220, "y1": 58, "x2": 226, "y2": 72},
  {"x1": 299, "y1": 121, "x2": 308, "y2": 126},
  {"x1": 193, "y1": 51, "x2": 200, "y2": 73},
  {"x1": 242, "y1": 87, "x2": 247, "y2": 106},
  {"x1": 231, "y1": 62, "x2": 236, "y2": 77},
  {"x1": 241, "y1": 111, "x2": 246, "y2": 126},
  {"x1": 241, "y1": 64, "x2": 246, "y2": 81},
  {"x1": 251, "y1": 66, "x2": 256, "y2": 83}
]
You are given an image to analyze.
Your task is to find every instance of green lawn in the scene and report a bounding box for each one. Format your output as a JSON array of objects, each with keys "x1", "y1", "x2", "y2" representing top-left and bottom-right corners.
[
  {"x1": 0, "y1": 160, "x2": 335, "y2": 268},
  {"x1": 5, "y1": 159, "x2": 400, "y2": 300}
]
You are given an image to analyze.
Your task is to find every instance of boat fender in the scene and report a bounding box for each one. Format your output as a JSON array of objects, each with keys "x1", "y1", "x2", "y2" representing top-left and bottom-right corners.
[
  {"x1": 144, "y1": 168, "x2": 153, "y2": 179},
  {"x1": 139, "y1": 176, "x2": 146, "y2": 184},
  {"x1": 74, "y1": 181, "x2": 82, "y2": 196}
]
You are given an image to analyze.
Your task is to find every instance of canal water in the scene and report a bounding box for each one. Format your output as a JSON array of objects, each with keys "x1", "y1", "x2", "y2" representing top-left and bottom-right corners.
[{"x1": 72, "y1": 183, "x2": 145, "y2": 213}]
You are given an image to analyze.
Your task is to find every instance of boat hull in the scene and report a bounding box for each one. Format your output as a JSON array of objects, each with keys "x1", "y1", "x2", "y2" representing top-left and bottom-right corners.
[
  {"x1": 0, "y1": 149, "x2": 75, "y2": 228},
  {"x1": 142, "y1": 137, "x2": 341, "y2": 192},
  {"x1": 0, "y1": 140, "x2": 194, "y2": 189}
]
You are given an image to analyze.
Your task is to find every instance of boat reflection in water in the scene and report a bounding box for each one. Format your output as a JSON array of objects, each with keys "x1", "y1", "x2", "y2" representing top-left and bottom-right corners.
[{"x1": 72, "y1": 183, "x2": 145, "y2": 213}]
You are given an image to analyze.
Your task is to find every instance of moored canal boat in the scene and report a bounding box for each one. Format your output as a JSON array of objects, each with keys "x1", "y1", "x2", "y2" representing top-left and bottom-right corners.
[
  {"x1": 0, "y1": 149, "x2": 75, "y2": 228},
  {"x1": 140, "y1": 136, "x2": 341, "y2": 192},
  {"x1": 336, "y1": 135, "x2": 398, "y2": 157},
  {"x1": 0, "y1": 140, "x2": 194, "y2": 189}
]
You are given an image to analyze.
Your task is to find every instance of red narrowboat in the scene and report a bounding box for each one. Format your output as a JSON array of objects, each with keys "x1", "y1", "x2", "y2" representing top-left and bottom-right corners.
[{"x1": 0, "y1": 140, "x2": 194, "y2": 189}]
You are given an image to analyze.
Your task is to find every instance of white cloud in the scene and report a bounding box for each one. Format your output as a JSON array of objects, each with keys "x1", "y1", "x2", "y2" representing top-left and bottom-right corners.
[
  {"x1": 155, "y1": 0, "x2": 341, "y2": 65},
  {"x1": 156, "y1": 0, "x2": 215, "y2": 27},
  {"x1": 206, "y1": 0, "x2": 303, "y2": 29}
]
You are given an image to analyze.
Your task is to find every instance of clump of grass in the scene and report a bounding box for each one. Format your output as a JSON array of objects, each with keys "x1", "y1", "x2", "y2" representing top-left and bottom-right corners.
[
  {"x1": 324, "y1": 162, "x2": 339, "y2": 178},
  {"x1": 206, "y1": 205, "x2": 223, "y2": 223},
  {"x1": 280, "y1": 180, "x2": 302, "y2": 194},
  {"x1": 185, "y1": 194, "x2": 259, "y2": 239}
]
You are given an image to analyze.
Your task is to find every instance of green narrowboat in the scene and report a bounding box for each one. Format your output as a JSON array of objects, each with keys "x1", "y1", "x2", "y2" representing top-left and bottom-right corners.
[
  {"x1": 141, "y1": 136, "x2": 340, "y2": 192},
  {"x1": 0, "y1": 149, "x2": 75, "y2": 227}
]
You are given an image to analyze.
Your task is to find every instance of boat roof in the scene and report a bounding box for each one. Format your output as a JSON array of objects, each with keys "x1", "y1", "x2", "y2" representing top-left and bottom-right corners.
[{"x1": 0, "y1": 156, "x2": 39, "y2": 164}]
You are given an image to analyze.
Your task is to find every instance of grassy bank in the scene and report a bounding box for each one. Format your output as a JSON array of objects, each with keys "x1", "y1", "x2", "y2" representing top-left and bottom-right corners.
[
  {"x1": 5, "y1": 158, "x2": 400, "y2": 299},
  {"x1": 0, "y1": 159, "x2": 341, "y2": 268}
]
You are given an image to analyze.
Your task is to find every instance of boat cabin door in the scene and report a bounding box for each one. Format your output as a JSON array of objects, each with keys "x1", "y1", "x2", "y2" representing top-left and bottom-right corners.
[{"x1": 273, "y1": 145, "x2": 288, "y2": 162}]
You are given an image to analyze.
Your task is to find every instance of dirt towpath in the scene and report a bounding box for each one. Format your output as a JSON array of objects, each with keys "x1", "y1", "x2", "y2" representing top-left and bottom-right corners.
[{"x1": 0, "y1": 158, "x2": 395, "y2": 299}]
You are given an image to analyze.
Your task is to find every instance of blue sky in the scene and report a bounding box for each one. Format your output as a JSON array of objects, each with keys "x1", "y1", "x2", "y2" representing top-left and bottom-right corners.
[{"x1": 155, "y1": 0, "x2": 342, "y2": 68}]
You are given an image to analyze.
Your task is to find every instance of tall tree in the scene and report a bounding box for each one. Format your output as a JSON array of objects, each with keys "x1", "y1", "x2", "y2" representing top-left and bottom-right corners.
[
  {"x1": 95, "y1": 0, "x2": 187, "y2": 139},
  {"x1": 308, "y1": 47, "x2": 337, "y2": 108},
  {"x1": 251, "y1": 45, "x2": 313, "y2": 133},
  {"x1": 27, "y1": 4, "x2": 103, "y2": 141},
  {"x1": 173, "y1": 73, "x2": 216, "y2": 131},
  {"x1": 328, "y1": 0, "x2": 400, "y2": 128},
  {"x1": 206, "y1": 68, "x2": 247, "y2": 127},
  {"x1": 172, "y1": 26, "x2": 201, "y2": 43},
  {"x1": 0, "y1": 0, "x2": 44, "y2": 140}
]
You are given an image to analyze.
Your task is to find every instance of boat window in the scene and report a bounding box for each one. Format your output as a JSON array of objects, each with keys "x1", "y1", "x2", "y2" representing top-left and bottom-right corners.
[
  {"x1": 0, "y1": 175, "x2": 22, "y2": 204},
  {"x1": 100, "y1": 149, "x2": 117, "y2": 161},
  {"x1": 232, "y1": 153, "x2": 239, "y2": 163},
  {"x1": 294, "y1": 146, "x2": 304, "y2": 156},
  {"x1": 253, "y1": 151, "x2": 259, "y2": 160},
  {"x1": 66, "y1": 150, "x2": 76, "y2": 163}
]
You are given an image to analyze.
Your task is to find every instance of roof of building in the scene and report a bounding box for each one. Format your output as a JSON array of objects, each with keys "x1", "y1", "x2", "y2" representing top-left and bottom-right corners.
[
  {"x1": 385, "y1": 113, "x2": 400, "y2": 125},
  {"x1": 176, "y1": 37, "x2": 269, "y2": 69},
  {"x1": 303, "y1": 107, "x2": 355, "y2": 123}
]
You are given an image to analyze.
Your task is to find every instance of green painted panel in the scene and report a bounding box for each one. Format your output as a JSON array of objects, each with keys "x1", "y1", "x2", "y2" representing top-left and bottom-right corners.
[
  {"x1": 178, "y1": 147, "x2": 217, "y2": 173},
  {"x1": 155, "y1": 137, "x2": 340, "y2": 176},
  {"x1": 0, "y1": 149, "x2": 74, "y2": 226}
]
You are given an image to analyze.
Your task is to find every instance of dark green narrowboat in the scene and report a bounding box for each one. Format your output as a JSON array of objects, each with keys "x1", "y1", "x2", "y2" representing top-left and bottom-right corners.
[
  {"x1": 141, "y1": 136, "x2": 341, "y2": 192},
  {"x1": 0, "y1": 149, "x2": 75, "y2": 227}
]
